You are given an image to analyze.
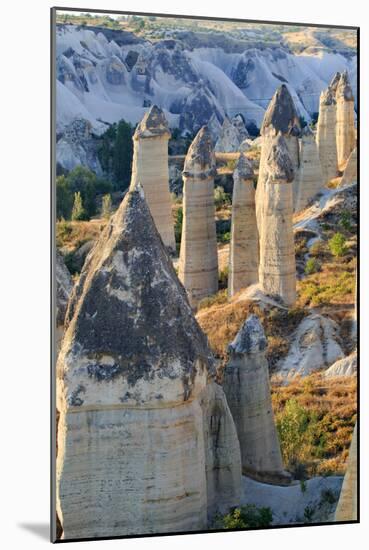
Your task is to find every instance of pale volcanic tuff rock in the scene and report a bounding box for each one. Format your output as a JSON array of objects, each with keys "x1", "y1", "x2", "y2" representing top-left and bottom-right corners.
[
  {"x1": 231, "y1": 114, "x2": 249, "y2": 141},
  {"x1": 228, "y1": 153, "x2": 259, "y2": 297},
  {"x1": 178, "y1": 126, "x2": 219, "y2": 308},
  {"x1": 294, "y1": 126, "x2": 323, "y2": 212},
  {"x1": 130, "y1": 105, "x2": 176, "y2": 252},
  {"x1": 336, "y1": 71, "x2": 355, "y2": 169},
  {"x1": 258, "y1": 134, "x2": 296, "y2": 306},
  {"x1": 223, "y1": 315, "x2": 291, "y2": 484},
  {"x1": 207, "y1": 112, "x2": 223, "y2": 144},
  {"x1": 325, "y1": 351, "x2": 357, "y2": 378},
  {"x1": 57, "y1": 185, "x2": 241, "y2": 539},
  {"x1": 316, "y1": 86, "x2": 338, "y2": 185},
  {"x1": 56, "y1": 250, "x2": 73, "y2": 351},
  {"x1": 335, "y1": 424, "x2": 357, "y2": 521},
  {"x1": 340, "y1": 147, "x2": 357, "y2": 187},
  {"x1": 215, "y1": 116, "x2": 241, "y2": 152}
]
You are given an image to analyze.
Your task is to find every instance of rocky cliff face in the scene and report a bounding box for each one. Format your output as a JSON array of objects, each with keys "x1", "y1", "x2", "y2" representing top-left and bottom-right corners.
[
  {"x1": 56, "y1": 250, "x2": 73, "y2": 350},
  {"x1": 294, "y1": 126, "x2": 323, "y2": 212},
  {"x1": 316, "y1": 86, "x2": 338, "y2": 185},
  {"x1": 335, "y1": 423, "x2": 357, "y2": 521},
  {"x1": 57, "y1": 184, "x2": 241, "y2": 539},
  {"x1": 335, "y1": 71, "x2": 356, "y2": 170}
]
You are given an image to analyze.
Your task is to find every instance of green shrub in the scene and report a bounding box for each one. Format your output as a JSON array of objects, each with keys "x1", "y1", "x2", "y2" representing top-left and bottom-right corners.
[
  {"x1": 219, "y1": 231, "x2": 231, "y2": 244},
  {"x1": 305, "y1": 258, "x2": 321, "y2": 275},
  {"x1": 214, "y1": 186, "x2": 231, "y2": 210},
  {"x1": 339, "y1": 211, "x2": 353, "y2": 232},
  {"x1": 101, "y1": 194, "x2": 112, "y2": 219},
  {"x1": 71, "y1": 192, "x2": 86, "y2": 221},
  {"x1": 329, "y1": 233, "x2": 348, "y2": 257},
  {"x1": 219, "y1": 505, "x2": 273, "y2": 529},
  {"x1": 174, "y1": 207, "x2": 183, "y2": 244},
  {"x1": 219, "y1": 266, "x2": 229, "y2": 289}
]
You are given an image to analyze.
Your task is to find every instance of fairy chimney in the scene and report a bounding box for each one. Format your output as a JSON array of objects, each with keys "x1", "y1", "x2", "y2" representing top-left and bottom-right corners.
[
  {"x1": 223, "y1": 315, "x2": 291, "y2": 484},
  {"x1": 335, "y1": 71, "x2": 355, "y2": 170},
  {"x1": 294, "y1": 126, "x2": 323, "y2": 211},
  {"x1": 316, "y1": 86, "x2": 338, "y2": 185},
  {"x1": 178, "y1": 126, "x2": 219, "y2": 308},
  {"x1": 130, "y1": 105, "x2": 176, "y2": 252},
  {"x1": 340, "y1": 147, "x2": 357, "y2": 187},
  {"x1": 335, "y1": 424, "x2": 357, "y2": 521},
  {"x1": 56, "y1": 249, "x2": 73, "y2": 351},
  {"x1": 258, "y1": 134, "x2": 296, "y2": 306},
  {"x1": 57, "y1": 185, "x2": 241, "y2": 540},
  {"x1": 228, "y1": 153, "x2": 259, "y2": 296}
]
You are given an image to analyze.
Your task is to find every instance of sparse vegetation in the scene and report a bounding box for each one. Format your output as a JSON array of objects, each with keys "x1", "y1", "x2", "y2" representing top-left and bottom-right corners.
[
  {"x1": 329, "y1": 233, "x2": 348, "y2": 257},
  {"x1": 101, "y1": 194, "x2": 112, "y2": 219},
  {"x1": 214, "y1": 186, "x2": 231, "y2": 210},
  {"x1": 213, "y1": 505, "x2": 273, "y2": 530},
  {"x1": 71, "y1": 192, "x2": 86, "y2": 221},
  {"x1": 305, "y1": 257, "x2": 321, "y2": 275}
]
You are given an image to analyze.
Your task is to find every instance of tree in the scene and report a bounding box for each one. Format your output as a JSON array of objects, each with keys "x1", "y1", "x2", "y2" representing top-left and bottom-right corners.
[
  {"x1": 56, "y1": 175, "x2": 73, "y2": 220},
  {"x1": 329, "y1": 233, "x2": 347, "y2": 257},
  {"x1": 101, "y1": 194, "x2": 112, "y2": 219},
  {"x1": 112, "y1": 120, "x2": 133, "y2": 191},
  {"x1": 71, "y1": 192, "x2": 86, "y2": 221}
]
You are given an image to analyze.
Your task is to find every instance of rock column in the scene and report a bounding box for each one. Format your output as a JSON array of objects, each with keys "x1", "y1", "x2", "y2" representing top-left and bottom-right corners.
[
  {"x1": 294, "y1": 126, "x2": 323, "y2": 211},
  {"x1": 336, "y1": 71, "x2": 355, "y2": 170},
  {"x1": 340, "y1": 147, "x2": 357, "y2": 187},
  {"x1": 130, "y1": 105, "x2": 176, "y2": 252},
  {"x1": 178, "y1": 126, "x2": 218, "y2": 308},
  {"x1": 258, "y1": 134, "x2": 296, "y2": 306},
  {"x1": 335, "y1": 424, "x2": 357, "y2": 521},
  {"x1": 223, "y1": 315, "x2": 291, "y2": 484},
  {"x1": 56, "y1": 249, "x2": 73, "y2": 351},
  {"x1": 228, "y1": 153, "x2": 259, "y2": 296},
  {"x1": 316, "y1": 86, "x2": 338, "y2": 185}
]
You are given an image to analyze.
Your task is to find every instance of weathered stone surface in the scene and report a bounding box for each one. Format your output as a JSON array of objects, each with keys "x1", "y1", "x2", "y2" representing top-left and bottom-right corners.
[
  {"x1": 56, "y1": 250, "x2": 73, "y2": 350},
  {"x1": 57, "y1": 185, "x2": 241, "y2": 539},
  {"x1": 223, "y1": 315, "x2": 290, "y2": 484},
  {"x1": 130, "y1": 105, "x2": 176, "y2": 252},
  {"x1": 340, "y1": 147, "x2": 357, "y2": 187},
  {"x1": 275, "y1": 314, "x2": 344, "y2": 380},
  {"x1": 215, "y1": 117, "x2": 241, "y2": 152},
  {"x1": 207, "y1": 112, "x2": 222, "y2": 144},
  {"x1": 179, "y1": 126, "x2": 219, "y2": 307},
  {"x1": 294, "y1": 126, "x2": 323, "y2": 212},
  {"x1": 336, "y1": 71, "x2": 355, "y2": 169},
  {"x1": 335, "y1": 424, "x2": 357, "y2": 521},
  {"x1": 228, "y1": 153, "x2": 259, "y2": 296},
  {"x1": 258, "y1": 134, "x2": 296, "y2": 306},
  {"x1": 324, "y1": 351, "x2": 357, "y2": 378},
  {"x1": 231, "y1": 113, "x2": 249, "y2": 141},
  {"x1": 316, "y1": 86, "x2": 338, "y2": 185}
]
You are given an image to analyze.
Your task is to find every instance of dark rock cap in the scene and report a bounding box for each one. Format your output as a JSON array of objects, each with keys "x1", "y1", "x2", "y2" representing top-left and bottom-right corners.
[
  {"x1": 228, "y1": 314, "x2": 267, "y2": 355},
  {"x1": 336, "y1": 70, "x2": 354, "y2": 102},
  {"x1": 233, "y1": 152, "x2": 254, "y2": 181},
  {"x1": 64, "y1": 184, "x2": 214, "y2": 399},
  {"x1": 265, "y1": 133, "x2": 294, "y2": 183},
  {"x1": 329, "y1": 72, "x2": 341, "y2": 93},
  {"x1": 183, "y1": 125, "x2": 217, "y2": 178},
  {"x1": 261, "y1": 84, "x2": 301, "y2": 137},
  {"x1": 134, "y1": 104, "x2": 171, "y2": 139}
]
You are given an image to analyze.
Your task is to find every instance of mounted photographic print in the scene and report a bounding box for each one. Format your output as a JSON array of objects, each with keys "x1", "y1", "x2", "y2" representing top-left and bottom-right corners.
[{"x1": 51, "y1": 7, "x2": 359, "y2": 542}]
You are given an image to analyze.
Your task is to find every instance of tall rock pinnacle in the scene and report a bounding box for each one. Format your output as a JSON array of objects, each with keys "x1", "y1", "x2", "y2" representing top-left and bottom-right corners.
[
  {"x1": 178, "y1": 126, "x2": 218, "y2": 308},
  {"x1": 228, "y1": 153, "x2": 259, "y2": 296},
  {"x1": 258, "y1": 134, "x2": 296, "y2": 306},
  {"x1": 130, "y1": 105, "x2": 176, "y2": 252},
  {"x1": 335, "y1": 424, "x2": 357, "y2": 521},
  {"x1": 316, "y1": 85, "x2": 338, "y2": 185},
  {"x1": 223, "y1": 315, "x2": 291, "y2": 484},
  {"x1": 335, "y1": 71, "x2": 356, "y2": 169},
  {"x1": 295, "y1": 126, "x2": 323, "y2": 211},
  {"x1": 55, "y1": 249, "x2": 73, "y2": 350},
  {"x1": 57, "y1": 184, "x2": 241, "y2": 539}
]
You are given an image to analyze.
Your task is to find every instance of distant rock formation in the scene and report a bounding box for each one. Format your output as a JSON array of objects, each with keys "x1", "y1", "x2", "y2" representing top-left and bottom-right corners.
[
  {"x1": 56, "y1": 118, "x2": 103, "y2": 175},
  {"x1": 316, "y1": 86, "x2": 338, "y2": 185},
  {"x1": 207, "y1": 112, "x2": 223, "y2": 144},
  {"x1": 57, "y1": 185, "x2": 241, "y2": 539},
  {"x1": 258, "y1": 134, "x2": 296, "y2": 306},
  {"x1": 335, "y1": 424, "x2": 357, "y2": 521},
  {"x1": 228, "y1": 153, "x2": 259, "y2": 296},
  {"x1": 294, "y1": 126, "x2": 323, "y2": 211},
  {"x1": 231, "y1": 114, "x2": 249, "y2": 141},
  {"x1": 56, "y1": 250, "x2": 73, "y2": 350},
  {"x1": 325, "y1": 351, "x2": 357, "y2": 378},
  {"x1": 215, "y1": 117, "x2": 241, "y2": 152},
  {"x1": 340, "y1": 147, "x2": 357, "y2": 187},
  {"x1": 335, "y1": 71, "x2": 355, "y2": 169},
  {"x1": 223, "y1": 315, "x2": 291, "y2": 484},
  {"x1": 178, "y1": 126, "x2": 219, "y2": 307},
  {"x1": 275, "y1": 313, "x2": 344, "y2": 380},
  {"x1": 130, "y1": 105, "x2": 176, "y2": 252}
]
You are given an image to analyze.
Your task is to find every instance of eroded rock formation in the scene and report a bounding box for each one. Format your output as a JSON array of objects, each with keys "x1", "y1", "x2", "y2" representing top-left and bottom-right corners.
[
  {"x1": 178, "y1": 126, "x2": 219, "y2": 308},
  {"x1": 223, "y1": 315, "x2": 290, "y2": 484},
  {"x1": 56, "y1": 250, "x2": 73, "y2": 351},
  {"x1": 228, "y1": 153, "x2": 258, "y2": 296},
  {"x1": 336, "y1": 71, "x2": 355, "y2": 170},
  {"x1": 215, "y1": 117, "x2": 241, "y2": 152},
  {"x1": 57, "y1": 185, "x2": 241, "y2": 540},
  {"x1": 324, "y1": 351, "x2": 357, "y2": 378},
  {"x1": 335, "y1": 424, "x2": 357, "y2": 521},
  {"x1": 316, "y1": 86, "x2": 338, "y2": 185},
  {"x1": 130, "y1": 105, "x2": 176, "y2": 252},
  {"x1": 294, "y1": 126, "x2": 323, "y2": 212},
  {"x1": 340, "y1": 147, "x2": 357, "y2": 187},
  {"x1": 258, "y1": 134, "x2": 296, "y2": 306}
]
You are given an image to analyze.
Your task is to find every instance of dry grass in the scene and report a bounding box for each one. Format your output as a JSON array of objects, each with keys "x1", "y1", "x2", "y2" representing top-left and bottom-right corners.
[{"x1": 56, "y1": 219, "x2": 107, "y2": 252}]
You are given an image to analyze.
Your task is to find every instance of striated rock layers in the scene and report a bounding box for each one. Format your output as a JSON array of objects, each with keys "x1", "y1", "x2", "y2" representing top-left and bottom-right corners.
[
  {"x1": 256, "y1": 85, "x2": 301, "y2": 221},
  {"x1": 223, "y1": 315, "x2": 290, "y2": 484},
  {"x1": 130, "y1": 105, "x2": 176, "y2": 252},
  {"x1": 335, "y1": 424, "x2": 357, "y2": 521},
  {"x1": 340, "y1": 147, "x2": 357, "y2": 187},
  {"x1": 336, "y1": 71, "x2": 356, "y2": 170},
  {"x1": 178, "y1": 126, "x2": 219, "y2": 308},
  {"x1": 258, "y1": 134, "x2": 296, "y2": 306},
  {"x1": 316, "y1": 86, "x2": 338, "y2": 185},
  {"x1": 294, "y1": 126, "x2": 323, "y2": 212},
  {"x1": 228, "y1": 153, "x2": 259, "y2": 297},
  {"x1": 56, "y1": 250, "x2": 73, "y2": 351},
  {"x1": 57, "y1": 185, "x2": 241, "y2": 540}
]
